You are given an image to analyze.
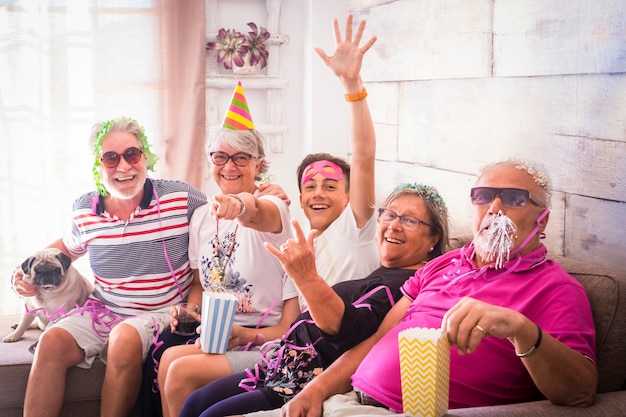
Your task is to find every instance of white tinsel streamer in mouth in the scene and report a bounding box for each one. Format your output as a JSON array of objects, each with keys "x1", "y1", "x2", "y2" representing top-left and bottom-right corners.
[{"x1": 476, "y1": 213, "x2": 518, "y2": 269}]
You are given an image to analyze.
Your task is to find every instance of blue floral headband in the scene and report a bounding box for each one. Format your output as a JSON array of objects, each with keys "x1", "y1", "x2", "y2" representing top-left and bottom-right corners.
[{"x1": 394, "y1": 183, "x2": 448, "y2": 213}]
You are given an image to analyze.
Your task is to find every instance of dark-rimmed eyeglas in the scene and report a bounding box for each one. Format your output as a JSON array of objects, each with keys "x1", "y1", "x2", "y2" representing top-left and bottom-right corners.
[
  {"x1": 470, "y1": 187, "x2": 544, "y2": 208},
  {"x1": 378, "y1": 208, "x2": 432, "y2": 231},
  {"x1": 209, "y1": 151, "x2": 254, "y2": 167},
  {"x1": 100, "y1": 147, "x2": 143, "y2": 168}
]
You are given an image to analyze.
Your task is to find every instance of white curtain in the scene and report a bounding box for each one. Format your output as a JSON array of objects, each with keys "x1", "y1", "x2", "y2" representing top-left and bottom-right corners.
[{"x1": 0, "y1": 0, "x2": 206, "y2": 314}]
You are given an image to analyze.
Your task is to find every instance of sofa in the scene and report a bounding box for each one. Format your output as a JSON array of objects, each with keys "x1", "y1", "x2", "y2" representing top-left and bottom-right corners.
[
  {"x1": 0, "y1": 256, "x2": 624, "y2": 417},
  {"x1": 0, "y1": 315, "x2": 141, "y2": 417}
]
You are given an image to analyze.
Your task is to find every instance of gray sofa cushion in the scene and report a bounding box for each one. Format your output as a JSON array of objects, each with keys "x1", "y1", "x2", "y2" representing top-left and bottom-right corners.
[
  {"x1": 0, "y1": 314, "x2": 35, "y2": 409},
  {"x1": 554, "y1": 256, "x2": 626, "y2": 393},
  {"x1": 446, "y1": 390, "x2": 626, "y2": 416},
  {"x1": 0, "y1": 313, "x2": 108, "y2": 416}
]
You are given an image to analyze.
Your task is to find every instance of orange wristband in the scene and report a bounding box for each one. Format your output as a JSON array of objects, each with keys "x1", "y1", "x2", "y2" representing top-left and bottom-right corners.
[{"x1": 345, "y1": 88, "x2": 367, "y2": 102}]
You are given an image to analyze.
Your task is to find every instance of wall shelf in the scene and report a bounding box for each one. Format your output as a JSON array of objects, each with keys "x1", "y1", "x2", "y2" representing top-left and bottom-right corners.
[
  {"x1": 205, "y1": 76, "x2": 288, "y2": 90},
  {"x1": 205, "y1": 0, "x2": 288, "y2": 153}
]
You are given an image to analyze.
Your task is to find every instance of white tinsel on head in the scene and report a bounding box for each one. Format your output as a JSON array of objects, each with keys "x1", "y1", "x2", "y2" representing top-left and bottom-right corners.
[{"x1": 475, "y1": 212, "x2": 518, "y2": 269}]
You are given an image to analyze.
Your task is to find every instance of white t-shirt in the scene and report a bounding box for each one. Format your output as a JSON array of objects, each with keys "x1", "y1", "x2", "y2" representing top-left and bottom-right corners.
[
  {"x1": 304, "y1": 202, "x2": 379, "y2": 308},
  {"x1": 189, "y1": 194, "x2": 298, "y2": 328}
]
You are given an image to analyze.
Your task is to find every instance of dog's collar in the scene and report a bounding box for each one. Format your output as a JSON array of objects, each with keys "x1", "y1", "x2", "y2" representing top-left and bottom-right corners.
[{"x1": 92, "y1": 178, "x2": 154, "y2": 215}]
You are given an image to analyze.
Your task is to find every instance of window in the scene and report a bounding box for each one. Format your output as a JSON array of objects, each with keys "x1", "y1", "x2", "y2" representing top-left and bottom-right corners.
[{"x1": 0, "y1": 0, "x2": 165, "y2": 314}]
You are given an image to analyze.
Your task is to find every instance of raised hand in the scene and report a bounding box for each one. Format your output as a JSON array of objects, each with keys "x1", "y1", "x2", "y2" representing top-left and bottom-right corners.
[
  {"x1": 264, "y1": 219, "x2": 318, "y2": 287},
  {"x1": 314, "y1": 14, "x2": 377, "y2": 82}
]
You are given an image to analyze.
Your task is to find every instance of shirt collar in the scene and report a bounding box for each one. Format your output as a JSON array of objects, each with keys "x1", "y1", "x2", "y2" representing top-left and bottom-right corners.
[
  {"x1": 93, "y1": 178, "x2": 154, "y2": 215},
  {"x1": 460, "y1": 242, "x2": 547, "y2": 273}
]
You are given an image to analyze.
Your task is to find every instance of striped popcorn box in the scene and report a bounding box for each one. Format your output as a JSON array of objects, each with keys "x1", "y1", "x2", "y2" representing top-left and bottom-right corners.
[
  {"x1": 398, "y1": 327, "x2": 450, "y2": 417},
  {"x1": 200, "y1": 291, "x2": 238, "y2": 354}
]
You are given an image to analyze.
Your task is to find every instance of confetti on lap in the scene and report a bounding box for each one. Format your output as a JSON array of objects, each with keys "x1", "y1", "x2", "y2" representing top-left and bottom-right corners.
[{"x1": 398, "y1": 327, "x2": 450, "y2": 417}]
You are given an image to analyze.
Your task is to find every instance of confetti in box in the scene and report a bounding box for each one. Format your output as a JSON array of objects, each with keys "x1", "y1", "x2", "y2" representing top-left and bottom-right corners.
[
  {"x1": 398, "y1": 327, "x2": 450, "y2": 417},
  {"x1": 200, "y1": 291, "x2": 238, "y2": 354}
]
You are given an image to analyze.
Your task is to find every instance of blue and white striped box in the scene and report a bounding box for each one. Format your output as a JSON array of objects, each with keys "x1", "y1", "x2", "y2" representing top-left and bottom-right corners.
[{"x1": 200, "y1": 291, "x2": 238, "y2": 354}]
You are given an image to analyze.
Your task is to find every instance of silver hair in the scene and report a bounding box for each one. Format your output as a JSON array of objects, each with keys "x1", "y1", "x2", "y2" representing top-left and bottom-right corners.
[
  {"x1": 477, "y1": 159, "x2": 552, "y2": 208},
  {"x1": 206, "y1": 128, "x2": 269, "y2": 181}
]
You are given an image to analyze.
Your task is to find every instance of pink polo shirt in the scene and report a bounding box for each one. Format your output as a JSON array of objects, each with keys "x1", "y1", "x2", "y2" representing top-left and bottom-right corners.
[{"x1": 351, "y1": 244, "x2": 596, "y2": 412}]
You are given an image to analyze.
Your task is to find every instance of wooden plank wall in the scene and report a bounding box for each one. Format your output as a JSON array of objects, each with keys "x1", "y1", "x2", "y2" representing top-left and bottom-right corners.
[{"x1": 350, "y1": 0, "x2": 626, "y2": 270}]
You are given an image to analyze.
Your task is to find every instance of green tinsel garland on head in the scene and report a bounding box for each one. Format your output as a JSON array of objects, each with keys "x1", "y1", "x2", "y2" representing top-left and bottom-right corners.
[{"x1": 92, "y1": 117, "x2": 158, "y2": 196}]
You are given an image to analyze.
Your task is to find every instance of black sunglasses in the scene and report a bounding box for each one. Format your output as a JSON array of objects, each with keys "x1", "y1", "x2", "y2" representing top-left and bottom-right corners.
[
  {"x1": 209, "y1": 151, "x2": 254, "y2": 167},
  {"x1": 100, "y1": 147, "x2": 143, "y2": 168},
  {"x1": 470, "y1": 187, "x2": 544, "y2": 208}
]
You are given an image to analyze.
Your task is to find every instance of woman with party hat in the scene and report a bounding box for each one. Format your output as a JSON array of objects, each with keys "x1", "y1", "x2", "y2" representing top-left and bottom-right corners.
[{"x1": 141, "y1": 81, "x2": 300, "y2": 417}]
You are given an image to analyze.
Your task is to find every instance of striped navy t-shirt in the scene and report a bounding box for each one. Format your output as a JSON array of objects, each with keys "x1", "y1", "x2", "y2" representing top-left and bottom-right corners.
[{"x1": 63, "y1": 178, "x2": 208, "y2": 317}]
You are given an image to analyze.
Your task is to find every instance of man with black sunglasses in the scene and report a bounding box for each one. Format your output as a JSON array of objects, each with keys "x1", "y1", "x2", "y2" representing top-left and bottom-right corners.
[
  {"x1": 272, "y1": 159, "x2": 597, "y2": 417},
  {"x1": 11, "y1": 116, "x2": 208, "y2": 417}
]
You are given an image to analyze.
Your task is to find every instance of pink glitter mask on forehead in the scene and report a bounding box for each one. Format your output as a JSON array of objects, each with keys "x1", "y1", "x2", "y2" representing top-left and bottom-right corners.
[{"x1": 300, "y1": 160, "x2": 343, "y2": 185}]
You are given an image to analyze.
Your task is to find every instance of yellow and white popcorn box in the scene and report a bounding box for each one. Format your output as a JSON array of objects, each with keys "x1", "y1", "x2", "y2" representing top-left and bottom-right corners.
[
  {"x1": 200, "y1": 291, "x2": 238, "y2": 354},
  {"x1": 398, "y1": 327, "x2": 450, "y2": 417}
]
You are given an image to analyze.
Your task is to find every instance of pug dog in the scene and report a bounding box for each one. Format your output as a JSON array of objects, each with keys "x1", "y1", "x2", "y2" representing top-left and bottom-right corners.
[{"x1": 3, "y1": 248, "x2": 94, "y2": 343}]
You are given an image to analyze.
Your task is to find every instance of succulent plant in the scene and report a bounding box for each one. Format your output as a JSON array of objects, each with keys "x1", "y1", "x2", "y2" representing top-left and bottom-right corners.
[
  {"x1": 207, "y1": 28, "x2": 247, "y2": 70},
  {"x1": 207, "y1": 23, "x2": 270, "y2": 70},
  {"x1": 242, "y1": 22, "x2": 270, "y2": 69}
]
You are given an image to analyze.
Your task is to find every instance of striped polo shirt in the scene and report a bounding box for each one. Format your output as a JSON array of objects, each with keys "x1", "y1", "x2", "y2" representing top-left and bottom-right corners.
[{"x1": 63, "y1": 178, "x2": 208, "y2": 317}]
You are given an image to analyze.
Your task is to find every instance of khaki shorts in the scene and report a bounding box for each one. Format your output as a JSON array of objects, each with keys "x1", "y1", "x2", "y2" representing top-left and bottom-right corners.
[
  {"x1": 226, "y1": 347, "x2": 264, "y2": 373},
  {"x1": 244, "y1": 391, "x2": 399, "y2": 417},
  {"x1": 49, "y1": 305, "x2": 171, "y2": 369}
]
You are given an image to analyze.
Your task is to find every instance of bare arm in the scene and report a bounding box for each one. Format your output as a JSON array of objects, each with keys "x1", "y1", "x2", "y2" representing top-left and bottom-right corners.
[
  {"x1": 228, "y1": 297, "x2": 300, "y2": 348},
  {"x1": 282, "y1": 296, "x2": 412, "y2": 417},
  {"x1": 185, "y1": 269, "x2": 203, "y2": 309},
  {"x1": 314, "y1": 15, "x2": 377, "y2": 228},
  {"x1": 265, "y1": 219, "x2": 345, "y2": 334},
  {"x1": 521, "y1": 326, "x2": 597, "y2": 406},
  {"x1": 257, "y1": 183, "x2": 292, "y2": 206},
  {"x1": 443, "y1": 297, "x2": 597, "y2": 407},
  {"x1": 211, "y1": 192, "x2": 283, "y2": 234},
  {"x1": 11, "y1": 238, "x2": 76, "y2": 297},
  {"x1": 47, "y1": 238, "x2": 75, "y2": 259}
]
